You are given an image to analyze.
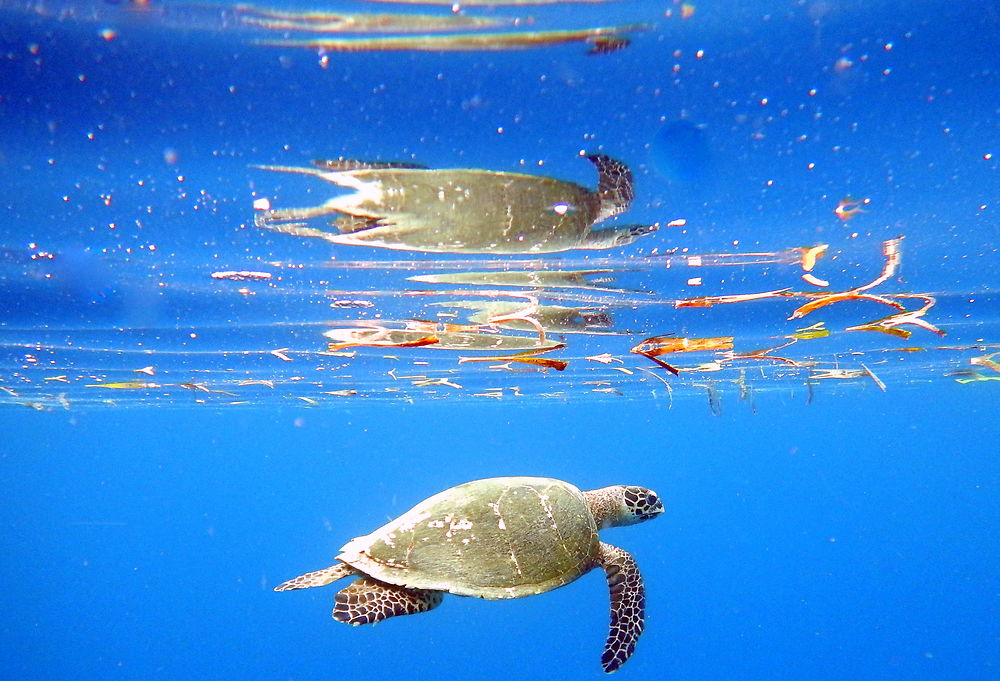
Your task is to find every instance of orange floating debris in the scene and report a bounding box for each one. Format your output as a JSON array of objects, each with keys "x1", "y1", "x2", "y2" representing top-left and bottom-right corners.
[
  {"x1": 632, "y1": 336, "x2": 735, "y2": 356},
  {"x1": 834, "y1": 196, "x2": 869, "y2": 221},
  {"x1": 328, "y1": 335, "x2": 440, "y2": 352},
  {"x1": 799, "y1": 244, "x2": 828, "y2": 272},
  {"x1": 845, "y1": 294, "x2": 944, "y2": 338},
  {"x1": 789, "y1": 292, "x2": 906, "y2": 320},
  {"x1": 458, "y1": 355, "x2": 568, "y2": 371},
  {"x1": 676, "y1": 288, "x2": 793, "y2": 308},
  {"x1": 631, "y1": 335, "x2": 735, "y2": 374},
  {"x1": 85, "y1": 381, "x2": 160, "y2": 389},
  {"x1": 971, "y1": 351, "x2": 1000, "y2": 374},
  {"x1": 855, "y1": 236, "x2": 903, "y2": 293}
]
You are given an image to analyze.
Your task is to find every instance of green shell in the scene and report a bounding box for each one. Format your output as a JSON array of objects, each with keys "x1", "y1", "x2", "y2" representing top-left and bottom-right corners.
[
  {"x1": 336, "y1": 477, "x2": 600, "y2": 599},
  {"x1": 332, "y1": 167, "x2": 601, "y2": 253}
]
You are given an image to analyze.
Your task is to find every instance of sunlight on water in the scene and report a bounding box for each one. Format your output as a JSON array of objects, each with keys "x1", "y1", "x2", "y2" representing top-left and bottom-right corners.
[
  {"x1": 0, "y1": 0, "x2": 996, "y2": 411},
  {"x1": 3, "y1": 233, "x2": 995, "y2": 410}
]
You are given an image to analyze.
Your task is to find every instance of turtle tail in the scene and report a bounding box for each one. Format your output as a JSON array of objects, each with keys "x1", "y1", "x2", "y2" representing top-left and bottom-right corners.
[{"x1": 274, "y1": 562, "x2": 358, "y2": 592}]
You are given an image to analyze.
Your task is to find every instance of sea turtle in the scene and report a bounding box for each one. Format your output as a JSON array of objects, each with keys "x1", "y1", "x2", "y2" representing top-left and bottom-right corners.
[
  {"x1": 275, "y1": 476, "x2": 664, "y2": 673},
  {"x1": 253, "y1": 155, "x2": 657, "y2": 254}
]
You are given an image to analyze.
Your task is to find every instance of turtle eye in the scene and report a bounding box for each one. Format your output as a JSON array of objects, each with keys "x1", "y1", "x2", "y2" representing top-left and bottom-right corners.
[{"x1": 645, "y1": 493, "x2": 658, "y2": 508}]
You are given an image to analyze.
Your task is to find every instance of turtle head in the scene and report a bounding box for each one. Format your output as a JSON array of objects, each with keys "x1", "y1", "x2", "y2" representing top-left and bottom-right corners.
[{"x1": 585, "y1": 485, "x2": 664, "y2": 528}]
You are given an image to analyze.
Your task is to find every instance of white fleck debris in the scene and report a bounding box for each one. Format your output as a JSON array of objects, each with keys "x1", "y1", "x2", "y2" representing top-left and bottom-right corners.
[
  {"x1": 252, "y1": 197, "x2": 271, "y2": 211},
  {"x1": 585, "y1": 353, "x2": 622, "y2": 364},
  {"x1": 801, "y1": 273, "x2": 830, "y2": 287},
  {"x1": 211, "y1": 270, "x2": 272, "y2": 282}
]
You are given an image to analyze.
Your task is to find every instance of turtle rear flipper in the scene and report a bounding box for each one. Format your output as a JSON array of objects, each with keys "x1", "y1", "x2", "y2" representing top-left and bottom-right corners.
[
  {"x1": 274, "y1": 562, "x2": 359, "y2": 592},
  {"x1": 334, "y1": 577, "x2": 444, "y2": 626},
  {"x1": 596, "y1": 542, "x2": 646, "y2": 673},
  {"x1": 587, "y1": 155, "x2": 634, "y2": 222}
]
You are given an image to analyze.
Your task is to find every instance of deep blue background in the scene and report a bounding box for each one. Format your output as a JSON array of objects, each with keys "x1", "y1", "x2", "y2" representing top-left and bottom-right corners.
[
  {"x1": 1, "y1": 388, "x2": 997, "y2": 680},
  {"x1": 1, "y1": 0, "x2": 998, "y2": 679}
]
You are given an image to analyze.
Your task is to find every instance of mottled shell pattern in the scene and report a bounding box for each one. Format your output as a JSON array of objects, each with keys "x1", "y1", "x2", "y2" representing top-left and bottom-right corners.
[{"x1": 337, "y1": 477, "x2": 600, "y2": 599}]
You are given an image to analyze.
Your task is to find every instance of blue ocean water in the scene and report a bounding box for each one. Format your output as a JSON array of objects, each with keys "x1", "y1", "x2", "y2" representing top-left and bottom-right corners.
[{"x1": 1, "y1": 1, "x2": 997, "y2": 679}]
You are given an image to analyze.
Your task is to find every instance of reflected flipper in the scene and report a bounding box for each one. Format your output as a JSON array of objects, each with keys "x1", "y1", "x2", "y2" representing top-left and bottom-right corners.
[
  {"x1": 329, "y1": 219, "x2": 426, "y2": 244},
  {"x1": 254, "y1": 215, "x2": 339, "y2": 242},
  {"x1": 255, "y1": 204, "x2": 342, "y2": 225},
  {"x1": 588, "y1": 154, "x2": 635, "y2": 221}
]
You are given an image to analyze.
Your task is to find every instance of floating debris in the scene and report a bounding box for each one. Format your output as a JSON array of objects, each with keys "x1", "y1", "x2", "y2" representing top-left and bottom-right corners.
[
  {"x1": 834, "y1": 196, "x2": 869, "y2": 221},
  {"x1": 798, "y1": 244, "x2": 829, "y2": 272},
  {"x1": 790, "y1": 292, "x2": 905, "y2": 320},
  {"x1": 676, "y1": 288, "x2": 793, "y2": 308},
  {"x1": 801, "y1": 273, "x2": 830, "y2": 287},
  {"x1": 787, "y1": 322, "x2": 830, "y2": 340},
  {"x1": 586, "y1": 353, "x2": 623, "y2": 364},
  {"x1": 458, "y1": 353, "x2": 568, "y2": 371},
  {"x1": 970, "y1": 351, "x2": 1000, "y2": 374},
  {"x1": 631, "y1": 336, "x2": 735, "y2": 374},
  {"x1": 324, "y1": 326, "x2": 562, "y2": 352},
  {"x1": 85, "y1": 382, "x2": 161, "y2": 390},
  {"x1": 270, "y1": 348, "x2": 293, "y2": 361},
  {"x1": 860, "y1": 363, "x2": 887, "y2": 392},
  {"x1": 846, "y1": 295, "x2": 945, "y2": 339},
  {"x1": 211, "y1": 270, "x2": 273, "y2": 281}
]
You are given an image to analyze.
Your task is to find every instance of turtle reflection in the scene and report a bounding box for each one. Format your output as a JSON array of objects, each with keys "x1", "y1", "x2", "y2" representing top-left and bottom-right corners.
[
  {"x1": 323, "y1": 325, "x2": 564, "y2": 352},
  {"x1": 433, "y1": 300, "x2": 615, "y2": 335},
  {"x1": 254, "y1": 155, "x2": 655, "y2": 254},
  {"x1": 408, "y1": 268, "x2": 634, "y2": 292}
]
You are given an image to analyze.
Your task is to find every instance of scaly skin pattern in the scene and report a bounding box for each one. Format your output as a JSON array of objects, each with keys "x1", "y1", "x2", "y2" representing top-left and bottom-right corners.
[
  {"x1": 597, "y1": 542, "x2": 645, "y2": 673},
  {"x1": 333, "y1": 577, "x2": 443, "y2": 625}
]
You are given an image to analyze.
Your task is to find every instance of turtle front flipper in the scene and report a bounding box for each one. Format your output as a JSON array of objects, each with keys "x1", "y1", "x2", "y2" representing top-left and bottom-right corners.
[
  {"x1": 596, "y1": 542, "x2": 646, "y2": 673},
  {"x1": 274, "y1": 562, "x2": 359, "y2": 592},
  {"x1": 334, "y1": 577, "x2": 444, "y2": 626}
]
